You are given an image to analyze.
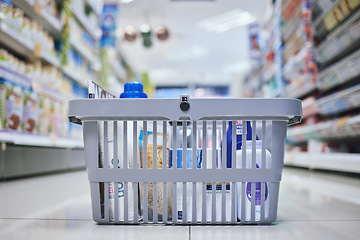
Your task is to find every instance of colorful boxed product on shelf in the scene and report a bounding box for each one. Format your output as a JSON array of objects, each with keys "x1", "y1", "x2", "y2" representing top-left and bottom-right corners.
[
  {"x1": 22, "y1": 89, "x2": 39, "y2": 133},
  {"x1": 37, "y1": 93, "x2": 63, "y2": 137},
  {"x1": 0, "y1": 80, "x2": 24, "y2": 131}
]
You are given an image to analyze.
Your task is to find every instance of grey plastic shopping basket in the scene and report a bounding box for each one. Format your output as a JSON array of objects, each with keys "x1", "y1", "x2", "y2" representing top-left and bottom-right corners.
[{"x1": 69, "y1": 95, "x2": 302, "y2": 225}]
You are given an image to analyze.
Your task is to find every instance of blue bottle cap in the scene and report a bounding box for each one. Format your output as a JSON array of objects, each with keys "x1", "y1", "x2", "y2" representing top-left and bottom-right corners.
[{"x1": 120, "y1": 82, "x2": 148, "y2": 98}]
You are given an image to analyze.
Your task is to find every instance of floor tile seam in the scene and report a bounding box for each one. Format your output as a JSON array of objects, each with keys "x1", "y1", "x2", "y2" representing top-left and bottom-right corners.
[
  {"x1": 0, "y1": 217, "x2": 93, "y2": 221},
  {"x1": 276, "y1": 219, "x2": 360, "y2": 222}
]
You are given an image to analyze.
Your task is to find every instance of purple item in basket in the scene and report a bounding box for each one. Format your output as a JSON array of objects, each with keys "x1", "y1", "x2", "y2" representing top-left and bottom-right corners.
[{"x1": 246, "y1": 164, "x2": 268, "y2": 205}]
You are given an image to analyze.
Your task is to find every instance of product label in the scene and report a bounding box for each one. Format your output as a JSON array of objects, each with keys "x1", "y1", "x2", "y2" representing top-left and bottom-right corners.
[
  {"x1": 206, "y1": 183, "x2": 231, "y2": 191},
  {"x1": 236, "y1": 121, "x2": 243, "y2": 135},
  {"x1": 109, "y1": 182, "x2": 124, "y2": 199},
  {"x1": 178, "y1": 211, "x2": 183, "y2": 220}
]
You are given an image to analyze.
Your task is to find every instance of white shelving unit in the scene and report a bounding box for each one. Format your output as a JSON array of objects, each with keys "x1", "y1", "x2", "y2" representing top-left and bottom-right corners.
[
  {"x1": 0, "y1": 130, "x2": 83, "y2": 148},
  {"x1": 285, "y1": 151, "x2": 360, "y2": 174}
]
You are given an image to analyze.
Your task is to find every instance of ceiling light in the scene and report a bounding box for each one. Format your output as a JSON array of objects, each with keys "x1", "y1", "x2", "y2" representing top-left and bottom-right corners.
[
  {"x1": 124, "y1": 25, "x2": 137, "y2": 42},
  {"x1": 140, "y1": 24, "x2": 152, "y2": 48},
  {"x1": 155, "y1": 25, "x2": 170, "y2": 41},
  {"x1": 140, "y1": 24, "x2": 151, "y2": 33},
  {"x1": 197, "y1": 9, "x2": 256, "y2": 33}
]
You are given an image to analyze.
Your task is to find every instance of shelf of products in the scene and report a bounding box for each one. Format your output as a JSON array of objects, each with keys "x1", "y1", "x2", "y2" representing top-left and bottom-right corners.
[
  {"x1": 311, "y1": 0, "x2": 338, "y2": 28},
  {"x1": 0, "y1": 1, "x2": 128, "y2": 178},
  {"x1": 317, "y1": 48, "x2": 360, "y2": 91},
  {"x1": 70, "y1": 0, "x2": 101, "y2": 41},
  {"x1": 243, "y1": 1, "x2": 283, "y2": 98},
  {"x1": 287, "y1": 113, "x2": 360, "y2": 143},
  {"x1": 281, "y1": 0, "x2": 302, "y2": 42},
  {"x1": 282, "y1": 0, "x2": 317, "y2": 99},
  {"x1": 243, "y1": 0, "x2": 316, "y2": 99},
  {"x1": 284, "y1": 72, "x2": 316, "y2": 98},
  {"x1": 0, "y1": 6, "x2": 60, "y2": 66},
  {"x1": 312, "y1": 0, "x2": 360, "y2": 48},
  {"x1": 317, "y1": 84, "x2": 360, "y2": 116},
  {"x1": 12, "y1": 0, "x2": 62, "y2": 39},
  {"x1": 66, "y1": 0, "x2": 101, "y2": 84},
  {"x1": 0, "y1": 48, "x2": 85, "y2": 146},
  {"x1": 0, "y1": 1, "x2": 90, "y2": 149},
  {"x1": 280, "y1": 0, "x2": 360, "y2": 174},
  {"x1": 315, "y1": 10, "x2": 360, "y2": 67}
]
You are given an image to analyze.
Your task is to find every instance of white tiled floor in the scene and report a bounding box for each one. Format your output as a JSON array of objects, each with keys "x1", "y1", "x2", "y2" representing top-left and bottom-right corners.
[{"x1": 1, "y1": 168, "x2": 359, "y2": 240}]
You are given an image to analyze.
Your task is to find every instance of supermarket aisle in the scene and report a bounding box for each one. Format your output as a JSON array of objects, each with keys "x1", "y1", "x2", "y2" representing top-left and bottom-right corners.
[{"x1": 0, "y1": 168, "x2": 359, "y2": 240}]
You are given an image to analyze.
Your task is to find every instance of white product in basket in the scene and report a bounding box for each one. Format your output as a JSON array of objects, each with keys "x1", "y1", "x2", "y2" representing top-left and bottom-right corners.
[
  {"x1": 175, "y1": 148, "x2": 232, "y2": 222},
  {"x1": 236, "y1": 140, "x2": 272, "y2": 222},
  {"x1": 172, "y1": 148, "x2": 202, "y2": 222},
  {"x1": 88, "y1": 81, "x2": 136, "y2": 222},
  {"x1": 107, "y1": 121, "x2": 135, "y2": 222},
  {"x1": 204, "y1": 149, "x2": 232, "y2": 222}
]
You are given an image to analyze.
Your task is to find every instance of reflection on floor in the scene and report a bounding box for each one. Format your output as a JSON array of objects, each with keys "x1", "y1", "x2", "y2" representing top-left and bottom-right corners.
[{"x1": 0, "y1": 167, "x2": 359, "y2": 240}]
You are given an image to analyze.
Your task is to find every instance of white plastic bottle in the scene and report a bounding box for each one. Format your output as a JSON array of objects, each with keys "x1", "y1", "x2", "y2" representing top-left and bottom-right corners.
[
  {"x1": 107, "y1": 121, "x2": 135, "y2": 222},
  {"x1": 107, "y1": 82, "x2": 148, "y2": 222},
  {"x1": 175, "y1": 148, "x2": 233, "y2": 223},
  {"x1": 236, "y1": 140, "x2": 272, "y2": 222},
  {"x1": 174, "y1": 148, "x2": 203, "y2": 223},
  {"x1": 204, "y1": 148, "x2": 232, "y2": 223}
]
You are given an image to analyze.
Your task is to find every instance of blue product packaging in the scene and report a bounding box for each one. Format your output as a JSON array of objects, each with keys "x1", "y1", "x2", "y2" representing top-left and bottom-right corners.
[
  {"x1": 169, "y1": 148, "x2": 202, "y2": 169},
  {"x1": 100, "y1": 3, "x2": 118, "y2": 47},
  {"x1": 224, "y1": 121, "x2": 258, "y2": 168}
]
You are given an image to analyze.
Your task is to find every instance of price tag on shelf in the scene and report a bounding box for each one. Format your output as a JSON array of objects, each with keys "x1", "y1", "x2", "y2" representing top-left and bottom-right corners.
[
  {"x1": 34, "y1": 44, "x2": 41, "y2": 58},
  {"x1": 34, "y1": 1, "x2": 42, "y2": 15}
]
